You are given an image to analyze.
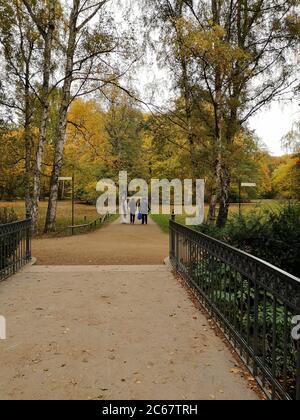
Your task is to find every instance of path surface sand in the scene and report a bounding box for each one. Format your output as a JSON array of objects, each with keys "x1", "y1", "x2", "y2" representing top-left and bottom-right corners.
[
  {"x1": 0, "y1": 265, "x2": 257, "y2": 400},
  {"x1": 32, "y1": 218, "x2": 168, "y2": 265}
]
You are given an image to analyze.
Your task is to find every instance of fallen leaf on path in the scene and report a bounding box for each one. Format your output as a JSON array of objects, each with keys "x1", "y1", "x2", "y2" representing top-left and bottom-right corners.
[{"x1": 230, "y1": 368, "x2": 242, "y2": 374}]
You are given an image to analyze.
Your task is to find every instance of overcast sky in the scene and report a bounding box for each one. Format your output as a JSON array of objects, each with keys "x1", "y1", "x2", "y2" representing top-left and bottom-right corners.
[
  {"x1": 248, "y1": 101, "x2": 299, "y2": 156},
  {"x1": 113, "y1": 0, "x2": 299, "y2": 157},
  {"x1": 134, "y1": 61, "x2": 299, "y2": 156}
]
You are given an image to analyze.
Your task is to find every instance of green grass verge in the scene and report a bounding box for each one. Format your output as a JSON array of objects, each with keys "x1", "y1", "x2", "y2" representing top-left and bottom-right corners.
[{"x1": 151, "y1": 200, "x2": 285, "y2": 233}]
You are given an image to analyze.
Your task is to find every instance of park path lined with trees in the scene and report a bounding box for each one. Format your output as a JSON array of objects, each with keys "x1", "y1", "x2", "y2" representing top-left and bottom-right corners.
[
  {"x1": 0, "y1": 217, "x2": 259, "y2": 400},
  {"x1": 0, "y1": 0, "x2": 299, "y2": 401}
]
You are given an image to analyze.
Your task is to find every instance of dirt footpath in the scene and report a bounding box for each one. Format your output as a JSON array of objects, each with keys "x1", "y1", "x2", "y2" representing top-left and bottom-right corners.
[
  {"x1": 0, "y1": 265, "x2": 257, "y2": 400},
  {"x1": 32, "y1": 218, "x2": 168, "y2": 266}
]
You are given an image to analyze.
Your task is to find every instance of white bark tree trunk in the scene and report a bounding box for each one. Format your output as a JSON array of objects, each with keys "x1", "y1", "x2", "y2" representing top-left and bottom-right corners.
[
  {"x1": 28, "y1": 0, "x2": 56, "y2": 232},
  {"x1": 45, "y1": 0, "x2": 80, "y2": 232}
]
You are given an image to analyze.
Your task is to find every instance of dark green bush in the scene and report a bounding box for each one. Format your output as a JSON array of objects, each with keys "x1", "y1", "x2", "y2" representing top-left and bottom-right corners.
[{"x1": 197, "y1": 203, "x2": 300, "y2": 278}]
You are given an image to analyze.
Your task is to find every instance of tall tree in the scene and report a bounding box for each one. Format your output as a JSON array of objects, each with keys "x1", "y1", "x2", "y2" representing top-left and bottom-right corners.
[
  {"x1": 178, "y1": 0, "x2": 299, "y2": 226},
  {"x1": 0, "y1": 0, "x2": 39, "y2": 217},
  {"x1": 44, "y1": 0, "x2": 129, "y2": 232},
  {"x1": 22, "y1": 0, "x2": 58, "y2": 232}
]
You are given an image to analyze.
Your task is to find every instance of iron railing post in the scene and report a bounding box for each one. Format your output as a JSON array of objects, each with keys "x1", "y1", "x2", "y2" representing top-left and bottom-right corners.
[
  {"x1": 253, "y1": 263, "x2": 259, "y2": 378},
  {"x1": 296, "y1": 290, "x2": 300, "y2": 401},
  {"x1": 26, "y1": 220, "x2": 31, "y2": 261}
]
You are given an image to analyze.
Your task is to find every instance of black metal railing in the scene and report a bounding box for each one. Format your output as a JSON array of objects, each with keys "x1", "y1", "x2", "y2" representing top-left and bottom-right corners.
[
  {"x1": 169, "y1": 220, "x2": 300, "y2": 400},
  {"x1": 0, "y1": 219, "x2": 32, "y2": 281}
]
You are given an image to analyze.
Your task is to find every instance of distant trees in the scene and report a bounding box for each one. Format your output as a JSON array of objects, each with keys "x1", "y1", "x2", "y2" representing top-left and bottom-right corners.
[{"x1": 273, "y1": 120, "x2": 300, "y2": 199}]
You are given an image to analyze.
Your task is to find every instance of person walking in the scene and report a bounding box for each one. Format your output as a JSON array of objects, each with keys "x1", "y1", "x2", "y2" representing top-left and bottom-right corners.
[
  {"x1": 140, "y1": 197, "x2": 149, "y2": 225},
  {"x1": 129, "y1": 197, "x2": 137, "y2": 224},
  {"x1": 120, "y1": 195, "x2": 129, "y2": 224}
]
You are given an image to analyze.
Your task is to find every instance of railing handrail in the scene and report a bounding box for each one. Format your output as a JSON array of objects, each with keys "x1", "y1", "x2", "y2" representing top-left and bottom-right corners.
[
  {"x1": 67, "y1": 217, "x2": 102, "y2": 229},
  {"x1": 170, "y1": 220, "x2": 300, "y2": 284},
  {"x1": 0, "y1": 218, "x2": 31, "y2": 229}
]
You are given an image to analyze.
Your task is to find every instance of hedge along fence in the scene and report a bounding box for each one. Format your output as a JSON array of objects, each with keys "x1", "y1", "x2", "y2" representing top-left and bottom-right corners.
[{"x1": 170, "y1": 220, "x2": 300, "y2": 400}]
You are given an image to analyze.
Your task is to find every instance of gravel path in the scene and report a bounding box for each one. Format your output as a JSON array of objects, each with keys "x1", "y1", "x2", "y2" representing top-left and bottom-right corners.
[{"x1": 32, "y1": 217, "x2": 168, "y2": 265}]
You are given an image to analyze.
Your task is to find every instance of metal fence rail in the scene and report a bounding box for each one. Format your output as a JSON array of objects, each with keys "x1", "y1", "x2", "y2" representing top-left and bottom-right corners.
[
  {"x1": 56, "y1": 213, "x2": 112, "y2": 236},
  {"x1": 169, "y1": 220, "x2": 300, "y2": 400},
  {"x1": 0, "y1": 219, "x2": 31, "y2": 281}
]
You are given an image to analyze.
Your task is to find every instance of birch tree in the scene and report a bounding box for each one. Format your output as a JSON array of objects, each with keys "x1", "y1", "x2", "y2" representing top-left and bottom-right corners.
[
  {"x1": 0, "y1": 0, "x2": 39, "y2": 217},
  {"x1": 186, "y1": 0, "x2": 299, "y2": 227},
  {"x1": 44, "y1": 0, "x2": 130, "y2": 232},
  {"x1": 22, "y1": 0, "x2": 58, "y2": 232}
]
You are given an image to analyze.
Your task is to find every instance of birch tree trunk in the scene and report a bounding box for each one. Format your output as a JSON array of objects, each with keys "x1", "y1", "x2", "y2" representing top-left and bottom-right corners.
[
  {"x1": 44, "y1": 0, "x2": 80, "y2": 232},
  {"x1": 28, "y1": 0, "x2": 56, "y2": 232},
  {"x1": 174, "y1": 0, "x2": 198, "y2": 178},
  {"x1": 24, "y1": 76, "x2": 32, "y2": 219},
  {"x1": 207, "y1": 0, "x2": 223, "y2": 225}
]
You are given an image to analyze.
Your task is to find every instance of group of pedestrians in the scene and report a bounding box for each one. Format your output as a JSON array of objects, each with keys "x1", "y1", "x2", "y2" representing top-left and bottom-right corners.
[{"x1": 121, "y1": 196, "x2": 150, "y2": 225}]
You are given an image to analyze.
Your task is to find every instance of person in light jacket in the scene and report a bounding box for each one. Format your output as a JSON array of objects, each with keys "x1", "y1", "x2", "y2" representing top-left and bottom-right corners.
[
  {"x1": 129, "y1": 197, "x2": 137, "y2": 224},
  {"x1": 120, "y1": 195, "x2": 129, "y2": 224}
]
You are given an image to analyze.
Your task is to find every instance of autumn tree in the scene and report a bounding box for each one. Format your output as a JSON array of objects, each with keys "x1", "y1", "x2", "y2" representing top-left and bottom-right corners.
[
  {"x1": 64, "y1": 98, "x2": 110, "y2": 202},
  {"x1": 104, "y1": 92, "x2": 147, "y2": 181}
]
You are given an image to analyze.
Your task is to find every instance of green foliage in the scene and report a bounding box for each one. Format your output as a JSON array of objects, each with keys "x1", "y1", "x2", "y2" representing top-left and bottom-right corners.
[
  {"x1": 197, "y1": 203, "x2": 300, "y2": 278},
  {"x1": 191, "y1": 257, "x2": 297, "y2": 395}
]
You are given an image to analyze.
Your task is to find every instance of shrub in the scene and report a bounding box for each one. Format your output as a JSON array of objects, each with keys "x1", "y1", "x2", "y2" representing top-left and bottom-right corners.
[
  {"x1": 197, "y1": 203, "x2": 300, "y2": 278},
  {"x1": 0, "y1": 207, "x2": 18, "y2": 225}
]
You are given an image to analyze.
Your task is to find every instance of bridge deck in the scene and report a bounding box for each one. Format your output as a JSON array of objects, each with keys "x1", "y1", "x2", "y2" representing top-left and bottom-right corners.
[{"x1": 0, "y1": 264, "x2": 258, "y2": 400}]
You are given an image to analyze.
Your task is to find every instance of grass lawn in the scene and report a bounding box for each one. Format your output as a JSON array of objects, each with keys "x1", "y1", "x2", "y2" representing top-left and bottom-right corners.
[
  {"x1": 0, "y1": 200, "x2": 117, "y2": 237},
  {"x1": 151, "y1": 200, "x2": 286, "y2": 233}
]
